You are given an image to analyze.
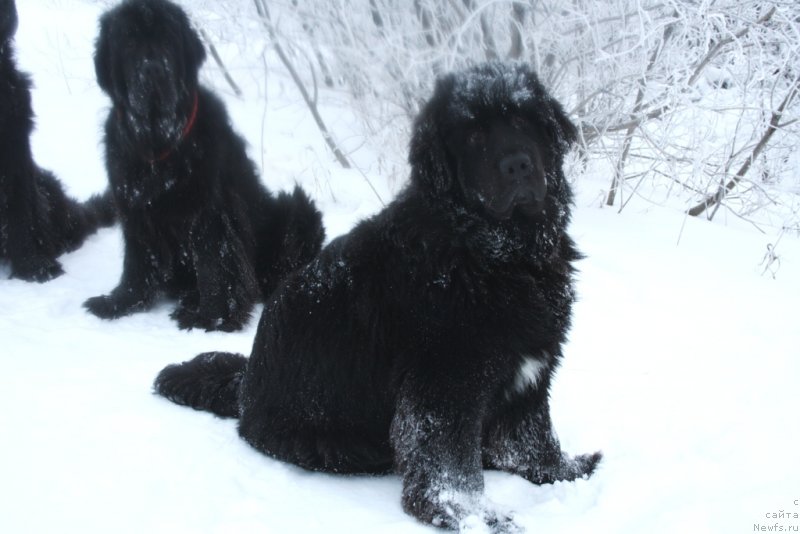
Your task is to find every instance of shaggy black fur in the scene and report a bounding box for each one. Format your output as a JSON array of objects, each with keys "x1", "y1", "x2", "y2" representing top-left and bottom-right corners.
[
  {"x1": 0, "y1": 0, "x2": 115, "y2": 282},
  {"x1": 84, "y1": 0, "x2": 324, "y2": 331},
  {"x1": 155, "y1": 62, "x2": 601, "y2": 531}
]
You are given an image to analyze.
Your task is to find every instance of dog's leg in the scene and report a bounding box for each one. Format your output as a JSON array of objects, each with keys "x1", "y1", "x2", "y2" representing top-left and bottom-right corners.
[
  {"x1": 172, "y1": 213, "x2": 257, "y2": 332},
  {"x1": 391, "y1": 372, "x2": 520, "y2": 532},
  {"x1": 84, "y1": 231, "x2": 158, "y2": 318},
  {"x1": 482, "y1": 389, "x2": 602, "y2": 485},
  {"x1": 5, "y1": 168, "x2": 64, "y2": 282}
]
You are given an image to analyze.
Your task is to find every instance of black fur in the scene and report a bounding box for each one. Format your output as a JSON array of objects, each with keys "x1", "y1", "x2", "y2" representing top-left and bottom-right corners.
[
  {"x1": 84, "y1": 0, "x2": 324, "y2": 331},
  {"x1": 156, "y1": 351, "x2": 246, "y2": 418},
  {"x1": 0, "y1": 0, "x2": 115, "y2": 282},
  {"x1": 155, "y1": 63, "x2": 601, "y2": 531}
]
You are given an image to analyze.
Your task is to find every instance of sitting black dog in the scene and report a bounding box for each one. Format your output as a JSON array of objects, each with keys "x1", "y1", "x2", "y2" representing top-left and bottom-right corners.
[
  {"x1": 84, "y1": 0, "x2": 324, "y2": 331},
  {"x1": 155, "y1": 63, "x2": 601, "y2": 530},
  {"x1": 0, "y1": 0, "x2": 115, "y2": 282}
]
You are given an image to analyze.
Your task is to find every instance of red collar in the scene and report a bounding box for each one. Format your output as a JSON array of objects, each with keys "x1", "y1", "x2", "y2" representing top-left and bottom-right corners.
[
  {"x1": 151, "y1": 90, "x2": 199, "y2": 163},
  {"x1": 115, "y1": 91, "x2": 200, "y2": 163}
]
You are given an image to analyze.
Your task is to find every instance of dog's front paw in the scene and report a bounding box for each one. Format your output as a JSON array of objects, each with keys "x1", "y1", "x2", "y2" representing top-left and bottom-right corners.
[
  {"x1": 11, "y1": 257, "x2": 64, "y2": 283},
  {"x1": 460, "y1": 509, "x2": 522, "y2": 534},
  {"x1": 574, "y1": 451, "x2": 603, "y2": 479},
  {"x1": 171, "y1": 298, "x2": 249, "y2": 332},
  {"x1": 170, "y1": 301, "x2": 204, "y2": 331},
  {"x1": 403, "y1": 483, "x2": 520, "y2": 533},
  {"x1": 528, "y1": 450, "x2": 603, "y2": 485},
  {"x1": 84, "y1": 294, "x2": 135, "y2": 319},
  {"x1": 84, "y1": 294, "x2": 120, "y2": 318}
]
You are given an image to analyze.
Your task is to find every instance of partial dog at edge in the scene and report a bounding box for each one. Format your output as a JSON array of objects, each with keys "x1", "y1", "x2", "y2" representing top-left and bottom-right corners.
[
  {"x1": 155, "y1": 62, "x2": 601, "y2": 531},
  {"x1": 0, "y1": 0, "x2": 115, "y2": 282},
  {"x1": 84, "y1": 0, "x2": 324, "y2": 331}
]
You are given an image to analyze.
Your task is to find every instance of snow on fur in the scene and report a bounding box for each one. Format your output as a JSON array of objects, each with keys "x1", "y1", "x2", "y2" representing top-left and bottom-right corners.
[{"x1": 1, "y1": 2, "x2": 799, "y2": 533}]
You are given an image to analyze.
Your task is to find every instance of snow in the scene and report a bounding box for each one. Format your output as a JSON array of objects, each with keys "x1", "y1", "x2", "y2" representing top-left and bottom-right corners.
[{"x1": 2, "y1": 1, "x2": 800, "y2": 533}]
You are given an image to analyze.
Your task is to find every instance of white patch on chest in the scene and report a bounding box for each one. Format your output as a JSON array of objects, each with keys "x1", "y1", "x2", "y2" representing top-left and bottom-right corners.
[{"x1": 507, "y1": 355, "x2": 547, "y2": 398}]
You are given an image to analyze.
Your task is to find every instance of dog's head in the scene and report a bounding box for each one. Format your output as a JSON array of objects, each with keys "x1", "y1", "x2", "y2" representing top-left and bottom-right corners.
[
  {"x1": 94, "y1": 0, "x2": 206, "y2": 157},
  {"x1": 409, "y1": 63, "x2": 577, "y2": 224},
  {"x1": 0, "y1": 0, "x2": 18, "y2": 44}
]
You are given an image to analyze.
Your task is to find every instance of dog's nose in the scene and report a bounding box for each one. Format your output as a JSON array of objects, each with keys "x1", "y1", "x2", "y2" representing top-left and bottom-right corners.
[{"x1": 499, "y1": 153, "x2": 533, "y2": 180}]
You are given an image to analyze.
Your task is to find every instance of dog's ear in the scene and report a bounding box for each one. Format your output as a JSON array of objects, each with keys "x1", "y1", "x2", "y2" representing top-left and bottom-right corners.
[
  {"x1": 519, "y1": 68, "x2": 577, "y2": 154},
  {"x1": 184, "y1": 24, "x2": 206, "y2": 73},
  {"x1": 548, "y1": 97, "x2": 578, "y2": 152},
  {"x1": 0, "y1": 0, "x2": 19, "y2": 44},
  {"x1": 408, "y1": 78, "x2": 455, "y2": 195},
  {"x1": 93, "y1": 14, "x2": 112, "y2": 94}
]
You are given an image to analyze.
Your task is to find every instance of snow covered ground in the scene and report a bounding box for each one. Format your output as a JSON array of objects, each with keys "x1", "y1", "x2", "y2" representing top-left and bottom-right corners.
[{"x1": 2, "y1": 2, "x2": 799, "y2": 533}]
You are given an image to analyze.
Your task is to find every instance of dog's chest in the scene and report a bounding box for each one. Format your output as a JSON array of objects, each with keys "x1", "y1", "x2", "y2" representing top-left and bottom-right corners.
[{"x1": 505, "y1": 355, "x2": 547, "y2": 399}]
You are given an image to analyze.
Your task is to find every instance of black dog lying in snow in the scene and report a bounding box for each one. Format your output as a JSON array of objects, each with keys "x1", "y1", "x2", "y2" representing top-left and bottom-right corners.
[
  {"x1": 155, "y1": 63, "x2": 601, "y2": 530},
  {"x1": 0, "y1": 0, "x2": 114, "y2": 282},
  {"x1": 84, "y1": 0, "x2": 323, "y2": 331}
]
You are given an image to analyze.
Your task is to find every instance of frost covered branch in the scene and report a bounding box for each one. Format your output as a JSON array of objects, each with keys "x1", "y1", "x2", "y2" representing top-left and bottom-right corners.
[
  {"x1": 252, "y1": 0, "x2": 352, "y2": 170},
  {"x1": 606, "y1": 21, "x2": 675, "y2": 208},
  {"x1": 199, "y1": 28, "x2": 242, "y2": 97},
  {"x1": 688, "y1": 81, "x2": 799, "y2": 218},
  {"x1": 222, "y1": 0, "x2": 799, "y2": 237}
]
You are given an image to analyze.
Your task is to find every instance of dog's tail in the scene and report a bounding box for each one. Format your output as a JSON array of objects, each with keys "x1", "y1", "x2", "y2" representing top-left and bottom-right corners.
[
  {"x1": 257, "y1": 185, "x2": 325, "y2": 295},
  {"x1": 153, "y1": 352, "x2": 247, "y2": 419},
  {"x1": 82, "y1": 189, "x2": 117, "y2": 229},
  {"x1": 34, "y1": 171, "x2": 116, "y2": 251},
  {"x1": 278, "y1": 185, "x2": 325, "y2": 268}
]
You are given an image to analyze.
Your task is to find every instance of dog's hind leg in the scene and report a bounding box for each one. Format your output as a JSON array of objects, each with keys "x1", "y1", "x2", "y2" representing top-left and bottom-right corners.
[{"x1": 5, "y1": 175, "x2": 63, "y2": 282}]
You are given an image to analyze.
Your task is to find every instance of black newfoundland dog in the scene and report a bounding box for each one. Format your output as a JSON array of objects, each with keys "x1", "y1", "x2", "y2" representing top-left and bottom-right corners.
[
  {"x1": 0, "y1": 0, "x2": 114, "y2": 282},
  {"x1": 155, "y1": 63, "x2": 601, "y2": 530},
  {"x1": 84, "y1": 0, "x2": 324, "y2": 331}
]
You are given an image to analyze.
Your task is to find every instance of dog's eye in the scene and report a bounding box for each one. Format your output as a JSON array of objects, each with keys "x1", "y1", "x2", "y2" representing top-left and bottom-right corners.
[
  {"x1": 466, "y1": 130, "x2": 485, "y2": 145},
  {"x1": 511, "y1": 116, "x2": 530, "y2": 130}
]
